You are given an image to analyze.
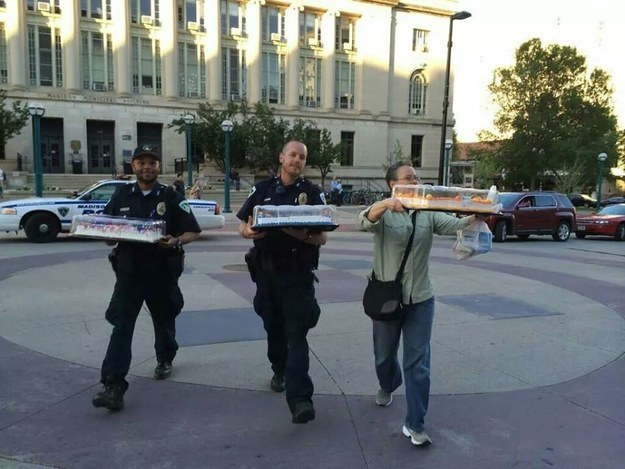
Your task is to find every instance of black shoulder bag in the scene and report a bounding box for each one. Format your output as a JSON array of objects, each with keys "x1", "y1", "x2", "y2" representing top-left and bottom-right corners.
[{"x1": 362, "y1": 211, "x2": 417, "y2": 321}]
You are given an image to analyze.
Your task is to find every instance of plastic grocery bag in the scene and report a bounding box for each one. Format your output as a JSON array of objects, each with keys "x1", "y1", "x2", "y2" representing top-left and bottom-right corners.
[{"x1": 453, "y1": 220, "x2": 492, "y2": 260}]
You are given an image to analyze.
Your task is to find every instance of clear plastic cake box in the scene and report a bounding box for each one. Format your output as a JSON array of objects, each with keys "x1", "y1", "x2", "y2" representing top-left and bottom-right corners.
[
  {"x1": 251, "y1": 205, "x2": 339, "y2": 231},
  {"x1": 391, "y1": 185, "x2": 502, "y2": 214},
  {"x1": 70, "y1": 215, "x2": 166, "y2": 243}
]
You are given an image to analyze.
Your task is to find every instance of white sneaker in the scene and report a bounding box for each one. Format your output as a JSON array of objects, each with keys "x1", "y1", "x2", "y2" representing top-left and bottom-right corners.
[
  {"x1": 375, "y1": 388, "x2": 393, "y2": 407},
  {"x1": 402, "y1": 425, "x2": 432, "y2": 446}
]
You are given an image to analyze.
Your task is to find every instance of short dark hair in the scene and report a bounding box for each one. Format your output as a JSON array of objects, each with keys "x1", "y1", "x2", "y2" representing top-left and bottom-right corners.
[
  {"x1": 177, "y1": 173, "x2": 182, "y2": 178},
  {"x1": 385, "y1": 160, "x2": 413, "y2": 188}
]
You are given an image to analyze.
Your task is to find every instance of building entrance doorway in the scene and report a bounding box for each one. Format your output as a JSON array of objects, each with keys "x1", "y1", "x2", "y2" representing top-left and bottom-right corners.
[
  {"x1": 87, "y1": 120, "x2": 115, "y2": 174},
  {"x1": 40, "y1": 118, "x2": 64, "y2": 173}
]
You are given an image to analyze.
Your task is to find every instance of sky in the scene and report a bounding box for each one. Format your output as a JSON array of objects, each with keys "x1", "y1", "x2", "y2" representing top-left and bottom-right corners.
[{"x1": 451, "y1": 0, "x2": 623, "y2": 142}]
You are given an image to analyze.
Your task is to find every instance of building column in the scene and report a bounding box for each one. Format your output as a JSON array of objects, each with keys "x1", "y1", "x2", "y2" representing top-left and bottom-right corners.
[
  {"x1": 246, "y1": 0, "x2": 262, "y2": 103},
  {"x1": 205, "y1": 0, "x2": 221, "y2": 104},
  {"x1": 161, "y1": 0, "x2": 178, "y2": 100},
  {"x1": 58, "y1": 0, "x2": 81, "y2": 92},
  {"x1": 111, "y1": 0, "x2": 131, "y2": 96},
  {"x1": 285, "y1": 5, "x2": 299, "y2": 109},
  {"x1": 5, "y1": 0, "x2": 27, "y2": 90},
  {"x1": 322, "y1": 11, "x2": 336, "y2": 111}
]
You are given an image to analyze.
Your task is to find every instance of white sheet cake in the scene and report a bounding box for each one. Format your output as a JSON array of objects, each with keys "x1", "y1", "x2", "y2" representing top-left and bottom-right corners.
[
  {"x1": 252, "y1": 205, "x2": 338, "y2": 229},
  {"x1": 392, "y1": 185, "x2": 502, "y2": 214},
  {"x1": 70, "y1": 215, "x2": 165, "y2": 243}
]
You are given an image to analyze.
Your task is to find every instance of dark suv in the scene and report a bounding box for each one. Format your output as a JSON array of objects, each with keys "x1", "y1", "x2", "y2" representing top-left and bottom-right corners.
[{"x1": 486, "y1": 192, "x2": 577, "y2": 242}]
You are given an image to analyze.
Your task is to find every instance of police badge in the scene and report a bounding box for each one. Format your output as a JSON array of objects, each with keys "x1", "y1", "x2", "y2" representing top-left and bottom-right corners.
[
  {"x1": 157, "y1": 202, "x2": 166, "y2": 215},
  {"x1": 298, "y1": 192, "x2": 308, "y2": 205}
]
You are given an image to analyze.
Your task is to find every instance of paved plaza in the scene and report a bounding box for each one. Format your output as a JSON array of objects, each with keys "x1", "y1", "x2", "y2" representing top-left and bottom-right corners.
[{"x1": 1, "y1": 209, "x2": 624, "y2": 468}]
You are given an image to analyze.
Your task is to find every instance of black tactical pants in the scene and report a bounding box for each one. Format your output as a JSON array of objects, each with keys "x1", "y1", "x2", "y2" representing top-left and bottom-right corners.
[
  {"x1": 101, "y1": 267, "x2": 183, "y2": 386},
  {"x1": 253, "y1": 269, "x2": 321, "y2": 409}
]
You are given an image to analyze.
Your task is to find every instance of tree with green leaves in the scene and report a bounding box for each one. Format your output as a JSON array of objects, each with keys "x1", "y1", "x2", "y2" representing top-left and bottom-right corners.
[
  {"x1": 307, "y1": 128, "x2": 343, "y2": 189},
  {"x1": 0, "y1": 90, "x2": 29, "y2": 159},
  {"x1": 484, "y1": 38, "x2": 621, "y2": 191}
]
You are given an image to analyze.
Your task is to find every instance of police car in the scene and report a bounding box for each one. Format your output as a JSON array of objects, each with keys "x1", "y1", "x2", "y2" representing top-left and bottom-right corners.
[{"x1": 0, "y1": 179, "x2": 225, "y2": 242}]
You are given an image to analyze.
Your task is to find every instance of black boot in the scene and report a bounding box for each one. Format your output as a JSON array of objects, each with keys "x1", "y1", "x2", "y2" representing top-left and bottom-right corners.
[
  {"x1": 291, "y1": 400, "x2": 315, "y2": 424},
  {"x1": 92, "y1": 381, "x2": 126, "y2": 411},
  {"x1": 154, "y1": 361, "x2": 172, "y2": 380},
  {"x1": 270, "y1": 373, "x2": 285, "y2": 393}
]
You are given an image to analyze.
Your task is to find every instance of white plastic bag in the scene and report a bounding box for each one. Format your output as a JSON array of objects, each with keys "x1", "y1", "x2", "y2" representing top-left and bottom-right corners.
[{"x1": 453, "y1": 220, "x2": 492, "y2": 260}]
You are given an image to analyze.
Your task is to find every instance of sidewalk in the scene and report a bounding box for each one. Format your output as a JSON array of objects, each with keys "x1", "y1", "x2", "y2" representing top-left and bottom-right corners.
[{"x1": 0, "y1": 227, "x2": 624, "y2": 468}]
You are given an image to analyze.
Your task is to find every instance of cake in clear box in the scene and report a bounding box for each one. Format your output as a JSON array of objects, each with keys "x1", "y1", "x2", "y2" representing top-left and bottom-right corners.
[
  {"x1": 252, "y1": 205, "x2": 338, "y2": 230},
  {"x1": 70, "y1": 215, "x2": 166, "y2": 243},
  {"x1": 392, "y1": 185, "x2": 502, "y2": 214}
]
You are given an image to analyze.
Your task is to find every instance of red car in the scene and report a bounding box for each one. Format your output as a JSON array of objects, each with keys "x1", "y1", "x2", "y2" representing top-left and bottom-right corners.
[{"x1": 576, "y1": 204, "x2": 625, "y2": 241}]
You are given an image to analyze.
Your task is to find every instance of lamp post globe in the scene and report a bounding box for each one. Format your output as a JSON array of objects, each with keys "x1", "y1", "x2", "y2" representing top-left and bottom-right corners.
[
  {"x1": 183, "y1": 114, "x2": 195, "y2": 188},
  {"x1": 28, "y1": 102, "x2": 46, "y2": 197},
  {"x1": 220, "y1": 119, "x2": 234, "y2": 213},
  {"x1": 438, "y1": 11, "x2": 471, "y2": 185},
  {"x1": 596, "y1": 152, "x2": 608, "y2": 210}
]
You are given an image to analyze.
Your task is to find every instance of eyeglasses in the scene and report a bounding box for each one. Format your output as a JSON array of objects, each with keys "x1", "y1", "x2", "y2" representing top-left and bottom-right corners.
[{"x1": 396, "y1": 175, "x2": 420, "y2": 182}]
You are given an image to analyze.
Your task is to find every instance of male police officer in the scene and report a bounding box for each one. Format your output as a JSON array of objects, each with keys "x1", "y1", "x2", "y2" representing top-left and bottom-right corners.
[
  {"x1": 92, "y1": 145, "x2": 201, "y2": 411},
  {"x1": 237, "y1": 140, "x2": 327, "y2": 424}
]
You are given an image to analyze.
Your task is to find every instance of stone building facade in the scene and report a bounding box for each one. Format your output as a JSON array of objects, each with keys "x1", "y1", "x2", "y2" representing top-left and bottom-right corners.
[{"x1": 0, "y1": 0, "x2": 460, "y2": 182}]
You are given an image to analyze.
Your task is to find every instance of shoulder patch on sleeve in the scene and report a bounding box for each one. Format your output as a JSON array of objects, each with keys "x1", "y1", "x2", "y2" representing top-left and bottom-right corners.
[{"x1": 179, "y1": 200, "x2": 191, "y2": 213}]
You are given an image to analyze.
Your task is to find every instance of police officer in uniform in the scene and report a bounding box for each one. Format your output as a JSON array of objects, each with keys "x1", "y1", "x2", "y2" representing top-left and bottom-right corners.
[
  {"x1": 92, "y1": 145, "x2": 201, "y2": 411},
  {"x1": 237, "y1": 140, "x2": 328, "y2": 424}
]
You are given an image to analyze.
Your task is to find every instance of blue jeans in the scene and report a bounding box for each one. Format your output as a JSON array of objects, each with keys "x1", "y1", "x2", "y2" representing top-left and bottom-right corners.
[{"x1": 372, "y1": 297, "x2": 434, "y2": 432}]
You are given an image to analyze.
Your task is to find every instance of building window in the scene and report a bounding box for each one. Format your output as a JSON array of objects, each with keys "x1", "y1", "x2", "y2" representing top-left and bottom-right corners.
[
  {"x1": 0, "y1": 1, "x2": 6, "y2": 8},
  {"x1": 221, "y1": 0, "x2": 246, "y2": 36},
  {"x1": 299, "y1": 10, "x2": 322, "y2": 48},
  {"x1": 335, "y1": 16, "x2": 356, "y2": 52},
  {"x1": 29, "y1": 1, "x2": 61, "y2": 13},
  {"x1": 412, "y1": 29, "x2": 428, "y2": 52},
  {"x1": 28, "y1": 25, "x2": 63, "y2": 87},
  {"x1": 340, "y1": 131, "x2": 354, "y2": 166},
  {"x1": 334, "y1": 60, "x2": 355, "y2": 110},
  {"x1": 132, "y1": 36, "x2": 162, "y2": 95},
  {"x1": 299, "y1": 56, "x2": 321, "y2": 108},
  {"x1": 222, "y1": 47, "x2": 246, "y2": 101},
  {"x1": 409, "y1": 70, "x2": 427, "y2": 115},
  {"x1": 411, "y1": 135, "x2": 423, "y2": 168},
  {"x1": 261, "y1": 52, "x2": 285, "y2": 105},
  {"x1": 178, "y1": 42, "x2": 205, "y2": 98},
  {"x1": 177, "y1": 0, "x2": 205, "y2": 31},
  {"x1": 81, "y1": 0, "x2": 111, "y2": 20},
  {"x1": 131, "y1": 0, "x2": 160, "y2": 26},
  {"x1": 0, "y1": 23, "x2": 7, "y2": 84},
  {"x1": 81, "y1": 31, "x2": 114, "y2": 91},
  {"x1": 261, "y1": 5, "x2": 286, "y2": 42}
]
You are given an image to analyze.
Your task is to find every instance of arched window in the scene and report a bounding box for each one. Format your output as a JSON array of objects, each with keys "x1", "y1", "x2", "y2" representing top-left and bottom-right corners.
[{"x1": 409, "y1": 70, "x2": 427, "y2": 115}]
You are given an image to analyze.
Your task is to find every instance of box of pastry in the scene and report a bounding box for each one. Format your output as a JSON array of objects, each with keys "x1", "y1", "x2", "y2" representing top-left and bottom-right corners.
[
  {"x1": 252, "y1": 205, "x2": 339, "y2": 231},
  {"x1": 392, "y1": 185, "x2": 502, "y2": 214},
  {"x1": 70, "y1": 215, "x2": 166, "y2": 243}
]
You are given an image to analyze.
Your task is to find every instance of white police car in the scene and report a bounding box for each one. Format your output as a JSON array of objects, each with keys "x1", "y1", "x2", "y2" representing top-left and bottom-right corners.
[{"x1": 0, "y1": 179, "x2": 225, "y2": 242}]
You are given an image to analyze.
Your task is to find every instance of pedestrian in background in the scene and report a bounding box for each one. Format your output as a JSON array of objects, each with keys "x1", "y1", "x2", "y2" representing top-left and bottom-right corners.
[
  {"x1": 237, "y1": 140, "x2": 327, "y2": 424},
  {"x1": 358, "y1": 160, "x2": 484, "y2": 446},
  {"x1": 189, "y1": 178, "x2": 202, "y2": 199},
  {"x1": 92, "y1": 145, "x2": 200, "y2": 411},
  {"x1": 172, "y1": 173, "x2": 186, "y2": 196}
]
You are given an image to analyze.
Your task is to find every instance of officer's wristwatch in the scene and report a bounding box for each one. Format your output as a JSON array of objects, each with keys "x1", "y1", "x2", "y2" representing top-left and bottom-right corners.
[{"x1": 174, "y1": 237, "x2": 182, "y2": 248}]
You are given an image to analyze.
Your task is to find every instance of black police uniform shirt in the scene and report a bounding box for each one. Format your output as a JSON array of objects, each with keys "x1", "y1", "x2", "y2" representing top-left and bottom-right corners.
[
  {"x1": 236, "y1": 176, "x2": 326, "y2": 259},
  {"x1": 104, "y1": 182, "x2": 200, "y2": 263}
]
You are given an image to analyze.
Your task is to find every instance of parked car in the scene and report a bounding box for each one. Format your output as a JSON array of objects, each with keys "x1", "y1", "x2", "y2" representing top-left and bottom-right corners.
[
  {"x1": 0, "y1": 179, "x2": 225, "y2": 242},
  {"x1": 568, "y1": 193, "x2": 597, "y2": 208},
  {"x1": 485, "y1": 191, "x2": 576, "y2": 242},
  {"x1": 599, "y1": 196, "x2": 625, "y2": 207},
  {"x1": 576, "y1": 204, "x2": 625, "y2": 241}
]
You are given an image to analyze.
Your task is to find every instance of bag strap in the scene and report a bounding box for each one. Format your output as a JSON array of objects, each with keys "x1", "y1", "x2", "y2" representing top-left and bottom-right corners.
[
  {"x1": 394, "y1": 210, "x2": 417, "y2": 282},
  {"x1": 371, "y1": 210, "x2": 417, "y2": 282}
]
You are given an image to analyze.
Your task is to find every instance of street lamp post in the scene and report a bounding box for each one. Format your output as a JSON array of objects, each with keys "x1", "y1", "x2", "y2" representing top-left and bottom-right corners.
[
  {"x1": 221, "y1": 119, "x2": 234, "y2": 213},
  {"x1": 438, "y1": 10, "x2": 471, "y2": 185},
  {"x1": 443, "y1": 139, "x2": 453, "y2": 186},
  {"x1": 596, "y1": 152, "x2": 608, "y2": 210},
  {"x1": 28, "y1": 102, "x2": 46, "y2": 197},
  {"x1": 183, "y1": 114, "x2": 195, "y2": 189}
]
